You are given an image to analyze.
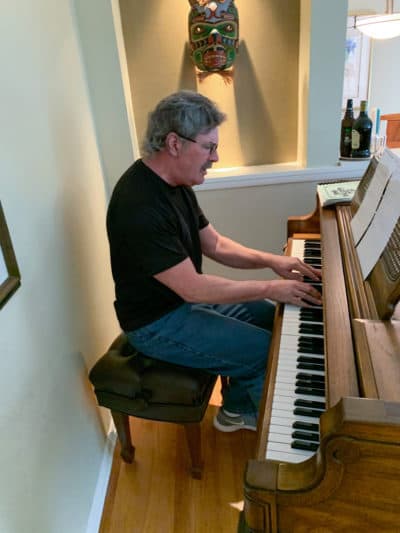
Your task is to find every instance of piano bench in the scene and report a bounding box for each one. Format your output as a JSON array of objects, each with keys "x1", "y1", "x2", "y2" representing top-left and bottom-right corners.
[{"x1": 89, "y1": 333, "x2": 220, "y2": 479}]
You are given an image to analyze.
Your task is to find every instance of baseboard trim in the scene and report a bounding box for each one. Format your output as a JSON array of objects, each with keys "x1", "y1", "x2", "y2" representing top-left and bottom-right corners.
[{"x1": 86, "y1": 421, "x2": 117, "y2": 533}]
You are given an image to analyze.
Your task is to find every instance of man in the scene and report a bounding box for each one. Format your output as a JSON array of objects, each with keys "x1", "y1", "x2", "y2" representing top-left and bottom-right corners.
[{"x1": 106, "y1": 90, "x2": 321, "y2": 432}]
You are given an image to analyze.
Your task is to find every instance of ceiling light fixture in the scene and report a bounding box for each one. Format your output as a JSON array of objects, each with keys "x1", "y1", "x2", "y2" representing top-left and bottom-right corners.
[{"x1": 355, "y1": 0, "x2": 400, "y2": 39}]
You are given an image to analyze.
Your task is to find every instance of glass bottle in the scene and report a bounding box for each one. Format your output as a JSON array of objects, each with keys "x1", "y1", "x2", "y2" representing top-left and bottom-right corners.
[
  {"x1": 340, "y1": 99, "x2": 354, "y2": 157},
  {"x1": 351, "y1": 100, "x2": 373, "y2": 158}
]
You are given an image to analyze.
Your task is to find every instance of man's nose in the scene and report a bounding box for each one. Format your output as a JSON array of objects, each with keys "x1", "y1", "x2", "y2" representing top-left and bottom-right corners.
[{"x1": 209, "y1": 149, "x2": 219, "y2": 162}]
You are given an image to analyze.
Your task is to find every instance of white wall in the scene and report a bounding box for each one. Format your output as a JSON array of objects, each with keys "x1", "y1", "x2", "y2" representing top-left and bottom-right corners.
[
  {"x1": 73, "y1": 0, "x2": 135, "y2": 196},
  {"x1": 0, "y1": 1, "x2": 119, "y2": 532},
  {"x1": 369, "y1": 36, "x2": 400, "y2": 114},
  {"x1": 301, "y1": 0, "x2": 348, "y2": 167}
]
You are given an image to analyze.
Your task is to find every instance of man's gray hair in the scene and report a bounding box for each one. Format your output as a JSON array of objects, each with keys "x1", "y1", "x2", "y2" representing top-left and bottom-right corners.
[{"x1": 142, "y1": 90, "x2": 226, "y2": 156}]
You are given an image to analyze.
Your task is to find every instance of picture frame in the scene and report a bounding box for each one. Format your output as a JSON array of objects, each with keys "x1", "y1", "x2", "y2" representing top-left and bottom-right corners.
[
  {"x1": 342, "y1": 19, "x2": 371, "y2": 110},
  {"x1": 0, "y1": 201, "x2": 21, "y2": 309}
]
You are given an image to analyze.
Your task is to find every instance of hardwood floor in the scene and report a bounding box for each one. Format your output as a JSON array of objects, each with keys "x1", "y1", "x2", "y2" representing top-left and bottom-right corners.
[{"x1": 99, "y1": 379, "x2": 257, "y2": 533}]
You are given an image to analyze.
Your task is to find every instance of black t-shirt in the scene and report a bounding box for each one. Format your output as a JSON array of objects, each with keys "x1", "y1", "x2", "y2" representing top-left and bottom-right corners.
[{"x1": 106, "y1": 159, "x2": 209, "y2": 331}]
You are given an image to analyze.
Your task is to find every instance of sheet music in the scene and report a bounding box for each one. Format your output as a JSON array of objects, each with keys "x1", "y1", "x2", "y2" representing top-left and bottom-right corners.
[
  {"x1": 351, "y1": 149, "x2": 397, "y2": 245},
  {"x1": 356, "y1": 157, "x2": 400, "y2": 280}
]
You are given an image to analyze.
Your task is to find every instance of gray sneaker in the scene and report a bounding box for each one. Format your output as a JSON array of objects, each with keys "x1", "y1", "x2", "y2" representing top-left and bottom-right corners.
[{"x1": 213, "y1": 407, "x2": 257, "y2": 432}]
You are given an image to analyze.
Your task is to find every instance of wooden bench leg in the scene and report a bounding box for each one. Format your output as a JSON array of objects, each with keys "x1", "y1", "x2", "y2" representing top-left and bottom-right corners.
[
  {"x1": 183, "y1": 422, "x2": 203, "y2": 479},
  {"x1": 111, "y1": 410, "x2": 135, "y2": 463}
]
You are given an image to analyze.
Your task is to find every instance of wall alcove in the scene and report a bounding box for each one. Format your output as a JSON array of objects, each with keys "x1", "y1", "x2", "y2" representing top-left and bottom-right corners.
[
  {"x1": 117, "y1": 0, "x2": 300, "y2": 170},
  {"x1": 109, "y1": 0, "x2": 353, "y2": 180}
]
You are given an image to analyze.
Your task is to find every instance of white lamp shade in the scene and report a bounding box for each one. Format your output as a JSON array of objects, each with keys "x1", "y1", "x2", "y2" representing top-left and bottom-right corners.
[{"x1": 356, "y1": 14, "x2": 400, "y2": 39}]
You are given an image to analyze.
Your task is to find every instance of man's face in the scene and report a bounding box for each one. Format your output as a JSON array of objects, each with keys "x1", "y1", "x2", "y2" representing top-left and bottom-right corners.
[
  {"x1": 175, "y1": 128, "x2": 219, "y2": 186},
  {"x1": 188, "y1": 1, "x2": 239, "y2": 72}
]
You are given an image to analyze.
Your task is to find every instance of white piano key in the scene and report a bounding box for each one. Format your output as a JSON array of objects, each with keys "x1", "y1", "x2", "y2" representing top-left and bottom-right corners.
[
  {"x1": 267, "y1": 441, "x2": 313, "y2": 458},
  {"x1": 278, "y1": 353, "x2": 324, "y2": 363},
  {"x1": 276, "y1": 363, "x2": 325, "y2": 377},
  {"x1": 264, "y1": 239, "x2": 324, "y2": 465},
  {"x1": 281, "y1": 328, "x2": 324, "y2": 339},
  {"x1": 270, "y1": 408, "x2": 320, "y2": 424},
  {"x1": 270, "y1": 416, "x2": 320, "y2": 431},
  {"x1": 267, "y1": 431, "x2": 293, "y2": 445},
  {"x1": 277, "y1": 360, "x2": 325, "y2": 372},
  {"x1": 281, "y1": 318, "x2": 323, "y2": 327},
  {"x1": 279, "y1": 336, "x2": 324, "y2": 347},
  {"x1": 268, "y1": 423, "x2": 293, "y2": 436},
  {"x1": 266, "y1": 450, "x2": 312, "y2": 463},
  {"x1": 273, "y1": 389, "x2": 324, "y2": 403}
]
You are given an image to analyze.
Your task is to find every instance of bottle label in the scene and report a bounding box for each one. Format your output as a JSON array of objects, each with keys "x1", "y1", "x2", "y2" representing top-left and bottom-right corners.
[
  {"x1": 344, "y1": 127, "x2": 352, "y2": 145},
  {"x1": 352, "y1": 130, "x2": 360, "y2": 149}
]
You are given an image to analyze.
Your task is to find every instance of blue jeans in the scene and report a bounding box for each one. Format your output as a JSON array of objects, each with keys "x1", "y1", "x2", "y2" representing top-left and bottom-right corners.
[{"x1": 126, "y1": 300, "x2": 275, "y2": 416}]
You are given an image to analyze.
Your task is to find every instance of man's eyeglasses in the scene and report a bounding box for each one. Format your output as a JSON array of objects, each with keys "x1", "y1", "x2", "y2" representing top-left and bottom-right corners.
[{"x1": 177, "y1": 133, "x2": 218, "y2": 155}]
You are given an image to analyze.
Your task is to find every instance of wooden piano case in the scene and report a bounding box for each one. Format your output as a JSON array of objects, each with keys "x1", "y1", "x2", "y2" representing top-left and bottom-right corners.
[{"x1": 242, "y1": 157, "x2": 400, "y2": 533}]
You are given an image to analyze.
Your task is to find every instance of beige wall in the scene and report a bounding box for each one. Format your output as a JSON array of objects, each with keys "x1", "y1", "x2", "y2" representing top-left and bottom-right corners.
[
  {"x1": 0, "y1": 1, "x2": 120, "y2": 531},
  {"x1": 119, "y1": 0, "x2": 300, "y2": 168},
  {"x1": 197, "y1": 180, "x2": 318, "y2": 280}
]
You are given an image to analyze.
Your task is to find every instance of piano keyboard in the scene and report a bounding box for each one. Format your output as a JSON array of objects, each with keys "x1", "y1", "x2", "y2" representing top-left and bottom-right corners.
[{"x1": 266, "y1": 238, "x2": 325, "y2": 464}]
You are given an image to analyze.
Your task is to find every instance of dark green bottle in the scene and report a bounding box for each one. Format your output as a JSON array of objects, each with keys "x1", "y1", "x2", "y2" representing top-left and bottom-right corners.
[
  {"x1": 351, "y1": 100, "x2": 372, "y2": 158},
  {"x1": 340, "y1": 99, "x2": 354, "y2": 157}
]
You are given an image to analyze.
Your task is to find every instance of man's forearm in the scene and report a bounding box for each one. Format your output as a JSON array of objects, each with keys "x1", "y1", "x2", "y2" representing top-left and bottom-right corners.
[
  {"x1": 181, "y1": 273, "x2": 273, "y2": 303},
  {"x1": 204, "y1": 234, "x2": 277, "y2": 270}
]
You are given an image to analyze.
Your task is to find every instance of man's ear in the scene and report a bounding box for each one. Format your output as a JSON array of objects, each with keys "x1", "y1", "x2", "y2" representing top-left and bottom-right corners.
[{"x1": 165, "y1": 132, "x2": 181, "y2": 156}]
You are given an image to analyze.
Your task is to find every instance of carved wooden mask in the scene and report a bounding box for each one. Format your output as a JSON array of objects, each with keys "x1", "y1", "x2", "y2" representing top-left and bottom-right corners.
[{"x1": 188, "y1": 0, "x2": 239, "y2": 72}]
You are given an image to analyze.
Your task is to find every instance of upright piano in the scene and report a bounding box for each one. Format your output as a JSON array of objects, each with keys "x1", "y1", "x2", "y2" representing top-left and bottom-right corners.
[{"x1": 242, "y1": 156, "x2": 400, "y2": 532}]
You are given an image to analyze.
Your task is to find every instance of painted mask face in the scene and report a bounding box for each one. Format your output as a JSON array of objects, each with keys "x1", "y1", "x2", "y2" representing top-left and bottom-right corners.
[{"x1": 188, "y1": 0, "x2": 239, "y2": 72}]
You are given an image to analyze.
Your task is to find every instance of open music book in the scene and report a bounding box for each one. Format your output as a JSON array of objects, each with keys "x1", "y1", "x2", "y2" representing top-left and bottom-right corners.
[
  {"x1": 351, "y1": 149, "x2": 400, "y2": 280},
  {"x1": 317, "y1": 180, "x2": 360, "y2": 207}
]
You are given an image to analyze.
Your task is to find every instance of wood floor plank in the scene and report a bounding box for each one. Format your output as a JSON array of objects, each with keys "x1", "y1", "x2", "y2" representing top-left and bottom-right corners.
[{"x1": 99, "y1": 380, "x2": 256, "y2": 533}]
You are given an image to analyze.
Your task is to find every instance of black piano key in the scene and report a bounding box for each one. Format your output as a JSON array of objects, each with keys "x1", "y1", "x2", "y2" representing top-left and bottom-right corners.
[
  {"x1": 298, "y1": 356, "x2": 325, "y2": 365},
  {"x1": 295, "y1": 386, "x2": 325, "y2": 397},
  {"x1": 292, "y1": 440, "x2": 319, "y2": 452},
  {"x1": 296, "y1": 342, "x2": 324, "y2": 357},
  {"x1": 299, "y1": 335, "x2": 324, "y2": 342},
  {"x1": 294, "y1": 399, "x2": 326, "y2": 410},
  {"x1": 297, "y1": 363, "x2": 325, "y2": 372},
  {"x1": 299, "y1": 334, "x2": 324, "y2": 342},
  {"x1": 300, "y1": 309, "x2": 323, "y2": 322},
  {"x1": 300, "y1": 305, "x2": 323, "y2": 312},
  {"x1": 292, "y1": 430, "x2": 320, "y2": 443},
  {"x1": 303, "y1": 249, "x2": 321, "y2": 257},
  {"x1": 294, "y1": 407, "x2": 322, "y2": 418},
  {"x1": 299, "y1": 316, "x2": 323, "y2": 325},
  {"x1": 304, "y1": 258, "x2": 322, "y2": 266},
  {"x1": 296, "y1": 379, "x2": 325, "y2": 389},
  {"x1": 298, "y1": 339, "x2": 324, "y2": 349},
  {"x1": 292, "y1": 421, "x2": 319, "y2": 432},
  {"x1": 299, "y1": 317, "x2": 323, "y2": 326},
  {"x1": 296, "y1": 379, "x2": 325, "y2": 390},
  {"x1": 299, "y1": 324, "x2": 324, "y2": 335},
  {"x1": 298, "y1": 346, "x2": 325, "y2": 355},
  {"x1": 304, "y1": 260, "x2": 322, "y2": 266},
  {"x1": 296, "y1": 372, "x2": 325, "y2": 382},
  {"x1": 298, "y1": 339, "x2": 324, "y2": 353}
]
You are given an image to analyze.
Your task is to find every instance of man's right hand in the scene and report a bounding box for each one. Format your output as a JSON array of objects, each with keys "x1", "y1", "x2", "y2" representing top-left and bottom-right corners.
[{"x1": 265, "y1": 279, "x2": 322, "y2": 307}]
